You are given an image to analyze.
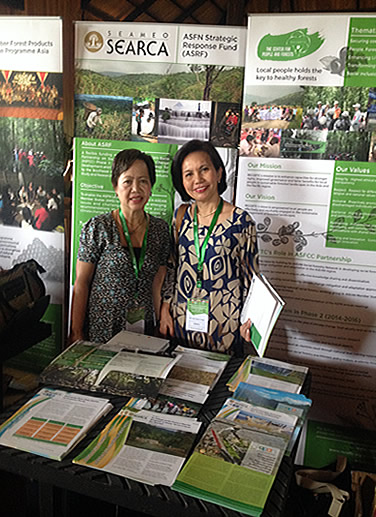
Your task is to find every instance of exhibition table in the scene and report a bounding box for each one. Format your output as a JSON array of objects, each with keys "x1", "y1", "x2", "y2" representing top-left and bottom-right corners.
[{"x1": 0, "y1": 356, "x2": 306, "y2": 517}]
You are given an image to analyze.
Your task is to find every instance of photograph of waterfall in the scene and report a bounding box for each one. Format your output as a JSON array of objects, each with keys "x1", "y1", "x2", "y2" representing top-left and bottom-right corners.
[{"x1": 157, "y1": 98, "x2": 211, "y2": 145}]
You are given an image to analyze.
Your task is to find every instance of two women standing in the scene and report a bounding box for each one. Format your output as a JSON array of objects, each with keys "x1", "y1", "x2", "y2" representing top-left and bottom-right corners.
[{"x1": 71, "y1": 141, "x2": 259, "y2": 354}]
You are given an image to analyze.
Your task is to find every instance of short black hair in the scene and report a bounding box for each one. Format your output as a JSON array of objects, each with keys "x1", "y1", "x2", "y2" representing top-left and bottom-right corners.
[
  {"x1": 171, "y1": 140, "x2": 227, "y2": 202},
  {"x1": 111, "y1": 148, "x2": 156, "y2": 188}
]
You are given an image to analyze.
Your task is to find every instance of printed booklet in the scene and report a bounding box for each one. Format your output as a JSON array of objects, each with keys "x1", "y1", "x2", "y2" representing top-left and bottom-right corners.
[
  {"x1": 40, "y1": 340, "x2": 180, "y2": 398},
  {"x1": 240, "y1": 274, "x2": 285, "y2": 357},
  {"x1": 104, "y1": 330, "x2": 170, "y2": 354},
  {"x1": 74, "y1": 405, "x2": 201, "y2": 486},
  {"x1": 0, "y1": 388, "x2": 112, "y2": 461},
  {"x1": 125, "y1": 347, "x2": 230, "y2": 419},
  {"x1": 227, "y1": 356, "x2": 308, "y2": 394},
  {"x1": 233, "y1": 382, "x2": 312, "y2": 455},
  {"x1": 173, "y1": 397, "x2": 298, "y2": 516}
]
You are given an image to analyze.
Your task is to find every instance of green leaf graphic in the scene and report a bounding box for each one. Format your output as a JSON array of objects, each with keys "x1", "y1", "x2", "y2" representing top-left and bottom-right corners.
[{"x1": 258, "y1": 29, "x2": 324, "y2": 61}]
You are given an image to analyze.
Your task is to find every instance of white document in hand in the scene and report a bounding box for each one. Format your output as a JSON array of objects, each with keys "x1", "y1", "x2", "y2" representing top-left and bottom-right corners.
[{"x1": 240, "y1": 274, "x2": 285, "y2": 357}]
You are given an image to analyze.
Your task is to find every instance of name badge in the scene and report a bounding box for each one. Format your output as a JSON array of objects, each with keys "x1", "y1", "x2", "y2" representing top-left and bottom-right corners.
[
  {"x1": 186, "y1": 298, "x2": 209, "y2": 333},
  {"x1": 126, "y1": 307, "x2": 145, "y2": 334}
]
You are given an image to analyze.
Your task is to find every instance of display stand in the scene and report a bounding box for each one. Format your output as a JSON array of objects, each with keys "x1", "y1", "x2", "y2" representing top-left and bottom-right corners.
[{"x1": 0, "y1": 357, "x2": 310, "y2": 517}]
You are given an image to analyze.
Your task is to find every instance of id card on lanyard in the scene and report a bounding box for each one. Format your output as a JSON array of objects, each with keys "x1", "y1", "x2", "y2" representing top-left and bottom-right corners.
[
  {"x1": 119, "y1": 209, "x2": 148, "y2": 333},
  {"x1": 185, "y1": 199, "x2": 223, "y2": 334}
]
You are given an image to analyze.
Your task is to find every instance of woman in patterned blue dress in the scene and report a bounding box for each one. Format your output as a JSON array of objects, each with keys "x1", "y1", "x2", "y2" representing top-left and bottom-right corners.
[{"x1": 160, "y1": 140, "x2": 259, "y2": 353}]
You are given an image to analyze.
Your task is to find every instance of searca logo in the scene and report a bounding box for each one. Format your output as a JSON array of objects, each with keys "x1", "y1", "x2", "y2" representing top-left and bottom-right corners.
[
  {"x1": 84, "y1": 31, "x2": 104, "y2": 52},
  {"x1": 83, "y1": 29, "x2": 171, "y2": 57}
]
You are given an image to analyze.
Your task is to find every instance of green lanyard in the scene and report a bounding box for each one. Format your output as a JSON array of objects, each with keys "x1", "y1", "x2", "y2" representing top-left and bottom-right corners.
[
  {"x1": 119, "y1": 209, "x2": 148, "y2": 281},
  {"x1": 193, "y1": 198, "x2": 223, "y2": 288}
]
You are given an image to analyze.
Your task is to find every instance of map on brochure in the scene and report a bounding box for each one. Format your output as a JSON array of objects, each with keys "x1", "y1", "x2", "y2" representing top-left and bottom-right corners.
[
  {"x1": 74, "y1": 407, "x2": 201, "y2": 486},
  {"x1": 240, "y1": 274, "x2": 285, "y2": 357},
  {"x1": 0, "y1": 388, "x2": 112, "y2": 461},
  {"x1": 40, "y1": 341, "x2": 180, "y2": 398}
]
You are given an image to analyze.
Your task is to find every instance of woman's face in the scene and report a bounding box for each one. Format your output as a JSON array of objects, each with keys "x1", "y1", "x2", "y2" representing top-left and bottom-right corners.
[
  {"x1": 114, "y1": 159, "x2": 152, "y2": 212},
  {"x1": 181, "y1": 151, "x2": 222, "y2": 204}
]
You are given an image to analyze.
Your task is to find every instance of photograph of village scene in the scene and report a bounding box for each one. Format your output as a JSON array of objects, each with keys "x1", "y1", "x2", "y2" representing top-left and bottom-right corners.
[{"x1": 240, "y1": 84, "x2": 374, "y2": 162}]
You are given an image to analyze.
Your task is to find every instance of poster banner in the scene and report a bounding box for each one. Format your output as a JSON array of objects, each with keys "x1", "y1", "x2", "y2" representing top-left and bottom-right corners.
[
  {"x1": 74, "y1": 21, "x2": 247, "y2": 209},
  {"x1": 0, "y1": 17, "x2": 65, "y2": 370},
  {"x1": 238, "y1": 13, "x2": 376, "y2": 468}
]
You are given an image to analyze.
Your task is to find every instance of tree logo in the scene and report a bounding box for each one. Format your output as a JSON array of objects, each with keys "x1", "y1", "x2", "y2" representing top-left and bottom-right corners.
[{"x1": 84, "y1": 32, "x2": 104, "y2": 53}]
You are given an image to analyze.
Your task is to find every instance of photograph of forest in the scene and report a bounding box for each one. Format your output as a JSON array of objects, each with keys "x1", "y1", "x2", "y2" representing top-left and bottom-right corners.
[
  {"x1": 75, "y1": 62, "x2": 244, "y2": 104},
  {"x1": 0, "y1": 117, "x2": 65, "y2": 231},
  {"x1": 74, "y1": 93, "x2": 132, "y2": 140},
  {"x1": 126, "y1": 420, "x2": 196, "y2": 457}
]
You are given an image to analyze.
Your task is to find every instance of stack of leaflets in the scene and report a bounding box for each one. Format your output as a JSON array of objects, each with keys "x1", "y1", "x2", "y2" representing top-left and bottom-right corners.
[
  {"x1": 227, "y1": 356, "x2": 308, "y2": 394},
  {"x1": 173, "y1": 356, "x2": 311, "y2": 516},
  {"x1": 73, "y1": 404, "x2": 201, "y2": 486},
  {"x1": 136, "y1": 347, "x2": 230, "y2": 418},
  {"x1": 0, "y1": 388, "x2": 112, "y2": 461},
  {"x1": 173, "y1": 397, "x2": 297, "y2": 516},
  {"x1": 240, "y1": 273, "x2": 285, "y2": 357},
  {"x1": 40, "y1": 340, "x2": 180, "y2": 399},
  {"x1": 104, "y1": 330, "x2": 170, "y2": 354},
  {"x1": 233, "y1": 382, "x2": 312, "y2": 455}
]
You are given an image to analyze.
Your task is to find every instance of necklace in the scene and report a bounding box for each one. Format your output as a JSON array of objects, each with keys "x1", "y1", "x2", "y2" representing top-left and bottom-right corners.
[{"x1": 197, "y1": 201, "x2": 222, "y2": 218}]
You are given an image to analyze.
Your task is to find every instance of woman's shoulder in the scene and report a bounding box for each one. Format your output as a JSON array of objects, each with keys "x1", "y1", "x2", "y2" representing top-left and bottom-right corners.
[
  {"x1": 81, "y1": 211, "x2": 115, "y2": 232},
  {"x1": 232, "y1": 206, "x2": 256, "y2": 227}
]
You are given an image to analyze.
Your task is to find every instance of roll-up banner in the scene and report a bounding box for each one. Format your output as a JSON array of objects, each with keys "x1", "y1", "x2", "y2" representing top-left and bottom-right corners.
[
  {"x1": 0, "y1": 17, "x2": 65, "y2": 372},
  {"x1": 236, "y1": 13, "x2": 376, "y2": 468},
  {"x1": 72, "y1": 22, "x2": 247, "y2": 282}
]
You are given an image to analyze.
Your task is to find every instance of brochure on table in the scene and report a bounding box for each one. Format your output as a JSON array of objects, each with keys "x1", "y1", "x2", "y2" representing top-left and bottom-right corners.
[
  {"x1": 74, "y1": 406, "x2": 201, "y2": 486},
  {"x1": 103, "y1": 330, "x2": 170, "y2": 354},
  {"x1": 173, "y1": 395, "x2": 298, "y2": 516},
  {"x1": 227, "y1": 356, "x2": 308, "y2": 394},
  {"x1": 233, "y1": 382, "x2": 312, "y2": 455},
  {"x1": 240, "y1": 274, "x2": 285, "y2": 357},
  {"x1": 0, "y1": 388, "x2": 112, "y2": 461},
  {"x1": 40, "y1": 340, "x2": 180, "y2": 398},
  {"x1": 129, "y1": 347, "x2": 230, "y2": 418}
]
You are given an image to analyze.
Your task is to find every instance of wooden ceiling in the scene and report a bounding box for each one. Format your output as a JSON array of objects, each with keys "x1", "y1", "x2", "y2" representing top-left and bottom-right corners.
[{"x1": 1, "y1": 0, "x2": 376, "y2": 22}]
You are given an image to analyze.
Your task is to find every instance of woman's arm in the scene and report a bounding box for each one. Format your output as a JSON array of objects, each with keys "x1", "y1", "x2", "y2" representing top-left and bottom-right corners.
[
  {"x1": 69, "y1": 260, "x2": 95, "y2": 344},
  {"x1": 152, "y1": 265, "x2": 166, "y2": 321},
  {"x1": 159, "y1": 301, "x2": 174, "y2": 337}
]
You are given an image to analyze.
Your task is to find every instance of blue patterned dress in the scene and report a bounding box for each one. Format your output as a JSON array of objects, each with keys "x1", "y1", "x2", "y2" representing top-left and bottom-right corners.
[{"x1": 164, "y1": 205, "x2": 259, "y2": 353}]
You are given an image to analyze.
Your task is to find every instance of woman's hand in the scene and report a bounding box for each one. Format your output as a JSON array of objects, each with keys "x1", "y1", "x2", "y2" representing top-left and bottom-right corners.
[
  {"x1": 159, "y1": 302, "x2": 174, "y2": 337},
  {"x1": 69, "y1": 260, "x2": 95, "y2": 346},
  {"x1": 67, "y1": 330, "x2": 85, "y2": 346},
  {"x1": 240, "y1": 318, "x2": 252, "y2": 342}
]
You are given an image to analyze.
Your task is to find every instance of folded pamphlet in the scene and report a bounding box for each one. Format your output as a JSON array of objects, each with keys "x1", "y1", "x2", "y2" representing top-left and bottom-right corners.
[
  {"x1": 240, "y1": 273, "x2": 285, "y2": 357},
  {"x1": 74, "y1": 406, "x2": 201, "y2": 486},
  {"x1": 0, "y1": 388, "x2": 112, "y2": 461}
]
